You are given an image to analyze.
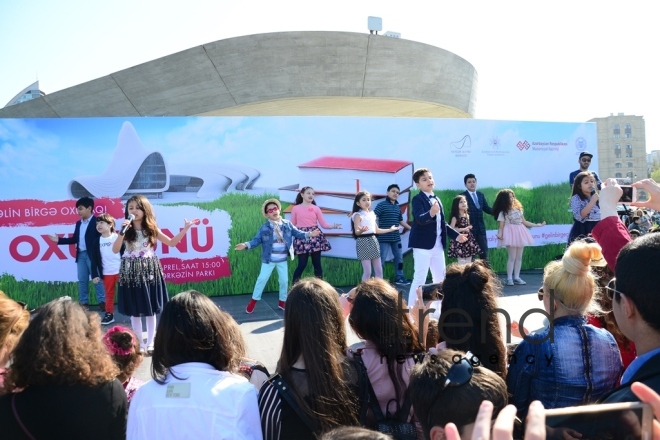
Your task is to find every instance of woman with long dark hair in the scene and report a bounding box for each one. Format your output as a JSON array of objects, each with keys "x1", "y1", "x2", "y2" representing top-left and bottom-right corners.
[
  {"x1": 439, "y1": 260, "x2": 507, "y2": 377},
  {"x1": 259, "y1": 278, "x2": 361, "y2": 439},
  {"x1": 348, "y1": 278, "x2": 425, "y2": 435},
  {"x1": 128, "y1": 290, "x2": 261, "y2": 439}
]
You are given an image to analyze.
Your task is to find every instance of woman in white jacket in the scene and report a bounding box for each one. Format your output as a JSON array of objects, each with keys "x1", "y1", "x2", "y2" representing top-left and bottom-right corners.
[{"x1": 127, "y1": 290, "x2": 262, "y2": 440}]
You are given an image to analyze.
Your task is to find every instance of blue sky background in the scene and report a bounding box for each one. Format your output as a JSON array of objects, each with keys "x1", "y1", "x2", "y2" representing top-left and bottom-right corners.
[
  {"x1": 0, "y1": 116, "x2": 595, "y2": 200},
  {"x1": 1, "y1": 0, "x2": 656, "y2": 150}
]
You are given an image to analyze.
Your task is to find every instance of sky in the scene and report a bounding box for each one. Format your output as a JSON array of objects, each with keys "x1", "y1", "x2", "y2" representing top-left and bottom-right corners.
[{"x1": 1, "y1": 0, "x2": 658, "y2": 152}]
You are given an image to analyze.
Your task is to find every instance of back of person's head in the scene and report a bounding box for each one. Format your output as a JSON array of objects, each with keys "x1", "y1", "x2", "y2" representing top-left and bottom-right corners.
[
  {"x1": 349, "y1": 279, "x2": 424, "y2": 403},
  {"x1": 280, "y1": 278, "x2": 358, "y2": 431},
  {"x1": 615, "y1": 233, "x2": 660, "y2": 332},
  {"x1": 76, "y1": 196, "x2": 94, "y2": 209},
  {"x1": 103, "y1": 326, "x2": 143, "y2": 383},
  {"x1": 426, "y1": 318, "x2": 440, "y2": 350},
  {"x1": 440, "y1": 261, "x2": 506, "y2": 376},
  {"x1": 349, "y1": 278, "x2": 423, "y2": 354},
  {"x1": 0, "y1": 291, "x2": 30, "y2": 364},
  {"x1": 152, "y1": 290, "x2": 246, "y2": 383},
  {"x1": 409, "y1": 349, "x2": 508, "y2": 440},
  {"x1": 321, "y1": 426, "x2": 392, "y2": 440},
  {"x1": 7, "y1": 299, "x2": 117, "y2": 391},
  {"x1": 544, "y1": 240, "x2": 601, "y2": 314},
  {"x1": 96, "y1": 213, "x2": 116, "y2": 231}
]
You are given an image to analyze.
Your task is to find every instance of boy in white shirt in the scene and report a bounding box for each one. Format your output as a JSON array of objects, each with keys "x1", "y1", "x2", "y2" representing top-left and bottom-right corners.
[{"x1": 94, "y1": 213, "x2": 121, "y2": 325}]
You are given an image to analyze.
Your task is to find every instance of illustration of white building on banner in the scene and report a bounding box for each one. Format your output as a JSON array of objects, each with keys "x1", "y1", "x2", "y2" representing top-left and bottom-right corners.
[{"x1": 68, "y1": 121, "x2": 261, "y2": 201}]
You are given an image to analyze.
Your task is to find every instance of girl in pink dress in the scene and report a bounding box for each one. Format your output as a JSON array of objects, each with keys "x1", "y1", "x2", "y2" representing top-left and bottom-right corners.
[
  {"x1": 291, "y1": 187, "x2": 341, "y2": 283},
  {"x1": 492, "y1": 189, "x2": 545, "y2": 286}
]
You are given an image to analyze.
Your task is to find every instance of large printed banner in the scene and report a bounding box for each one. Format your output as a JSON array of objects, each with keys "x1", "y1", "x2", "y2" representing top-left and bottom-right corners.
[{"x1": 0, "y1": 117, "x2": 597, "y2": 289}]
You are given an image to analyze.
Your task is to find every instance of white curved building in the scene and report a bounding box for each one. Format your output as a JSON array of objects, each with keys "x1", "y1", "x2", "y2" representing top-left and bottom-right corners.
[{"x1": 68, "y1": 121, "x2": 260, "y2": 200}]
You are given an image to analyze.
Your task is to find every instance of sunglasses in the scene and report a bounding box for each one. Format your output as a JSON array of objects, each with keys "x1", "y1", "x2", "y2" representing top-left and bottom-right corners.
[
  {"x1": 581, "y1": 158, "x2": 592, "y2": 162},
  {"x1": 604, "y1": 278, "x2": 625, "y2": 300},
  {"x1": 266, "y1": 207, "x2": 280, "y2": 214},
  {"x1": 426, "y1": 356, "x2": 474, "y2": 428},
  {"x1": 537, "y1": 287, "x2": 544, "y2": 302}
]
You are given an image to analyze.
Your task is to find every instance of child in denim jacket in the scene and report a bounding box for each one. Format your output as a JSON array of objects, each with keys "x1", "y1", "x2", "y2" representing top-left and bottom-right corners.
[{"x1": 235, "y1": 199, "x2": 320, "y2": 314}]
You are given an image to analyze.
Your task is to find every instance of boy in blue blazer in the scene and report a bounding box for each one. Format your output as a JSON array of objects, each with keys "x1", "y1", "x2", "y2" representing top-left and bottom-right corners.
[
  {"x1": 47, "y1": 197, "x2": 105, "y2": 310},
  {"x1": 408, "y1": 168, "x2": 466, "y2": 306}
]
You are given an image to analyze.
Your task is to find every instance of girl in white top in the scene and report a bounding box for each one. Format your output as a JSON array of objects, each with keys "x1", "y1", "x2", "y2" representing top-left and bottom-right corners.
[{"x1": 350, "y1": 191, "x2": 398, "y2": 282}]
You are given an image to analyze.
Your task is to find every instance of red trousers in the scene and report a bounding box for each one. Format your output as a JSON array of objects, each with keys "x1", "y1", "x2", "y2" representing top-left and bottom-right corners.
[{"x1": 103, "y1": 274, "x2": 119, "y2": 313}]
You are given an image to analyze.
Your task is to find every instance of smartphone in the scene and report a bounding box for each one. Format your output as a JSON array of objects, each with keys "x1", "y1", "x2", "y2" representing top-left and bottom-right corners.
[
  {"x1": 543, "y1": 402, "x2": 653, "y2": 440},
  {"x1": 421, "y1": 283, "x2": 443, "y2": 301},
  {"x1": 619, "y1": 186, "x2": 650, "y2": 204}
]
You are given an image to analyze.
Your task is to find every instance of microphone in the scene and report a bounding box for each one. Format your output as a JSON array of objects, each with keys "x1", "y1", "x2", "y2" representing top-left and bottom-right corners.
[
  {"x1": 590, "y1": 187, "x2": 596, "y2": 196},
  {"x1": 120, "y1": 214, "x2": 135, "y2": 235}
]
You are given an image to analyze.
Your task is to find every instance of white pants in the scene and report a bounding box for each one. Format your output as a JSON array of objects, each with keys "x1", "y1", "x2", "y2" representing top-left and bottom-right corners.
[{"x1": 409, "y1": 243, "x2": 446, "y2": 307}]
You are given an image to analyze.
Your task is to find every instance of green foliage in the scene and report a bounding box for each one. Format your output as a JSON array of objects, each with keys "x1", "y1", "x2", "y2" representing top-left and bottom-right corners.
[
  {"x1": 3, "y1": 184, "x2": 573, "y2": 306},
  {"x1": 651, "y1": 167, "x2": 660, "y2": 183}
]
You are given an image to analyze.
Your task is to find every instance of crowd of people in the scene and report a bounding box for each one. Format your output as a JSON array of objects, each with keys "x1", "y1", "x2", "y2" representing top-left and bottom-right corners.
[{"x1": 3, "y1": 166, "x2": 660, "y2": 438}]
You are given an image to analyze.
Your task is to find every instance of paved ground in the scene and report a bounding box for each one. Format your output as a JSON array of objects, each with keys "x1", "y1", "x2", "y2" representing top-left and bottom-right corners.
[{"x1": 103, "y1": 270, "x2": 546, "y2": 383}]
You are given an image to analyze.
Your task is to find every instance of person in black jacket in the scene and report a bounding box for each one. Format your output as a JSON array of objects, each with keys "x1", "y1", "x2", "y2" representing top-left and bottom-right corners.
[
  {"x1": 48, "y1": 197, "x2": 105, "y2": 310},
  {"x1": 462, "y1": 174, "x2": 493, "y2": 262},
  {"x1": 0, "y1": 299, "x2": 127, "y2": 439}
]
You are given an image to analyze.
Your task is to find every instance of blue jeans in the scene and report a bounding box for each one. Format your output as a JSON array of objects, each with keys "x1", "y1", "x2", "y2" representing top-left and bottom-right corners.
[
  {"x1": 252, "y1": 261, "x2": 288, "y2": 302},
  {"x1": 77, "y1": 250, "x2": 106, "y2": 305},
  {"x1": 379, "y1": 241, "x2": 404, "y2": 279}
]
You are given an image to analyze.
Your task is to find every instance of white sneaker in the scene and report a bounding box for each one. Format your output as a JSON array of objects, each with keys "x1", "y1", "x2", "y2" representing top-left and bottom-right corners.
[
  {"x1": 505, "y1": 279, "x2": 514, "y2": 286},
  {"x1": 514, "y1": 278, "x2": 527, "y2": 285}
]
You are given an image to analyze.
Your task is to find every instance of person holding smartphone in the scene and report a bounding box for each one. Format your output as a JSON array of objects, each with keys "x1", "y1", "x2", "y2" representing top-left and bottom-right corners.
[{"x1": 568, "y1": 171, "x2": 601, "y2": 244}]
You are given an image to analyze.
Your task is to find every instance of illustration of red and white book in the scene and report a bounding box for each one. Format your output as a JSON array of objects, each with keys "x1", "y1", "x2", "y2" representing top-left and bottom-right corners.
[
  {"x1": 296, "y1": 157, "x2": 413, "y2": 195},
  {"x1": 280, "y1": 184, "x2": 410, "y2": 211}
]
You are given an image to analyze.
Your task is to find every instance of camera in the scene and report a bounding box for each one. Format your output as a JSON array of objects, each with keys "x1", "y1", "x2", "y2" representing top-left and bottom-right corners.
[
  {"x1": 421, "y1": 283, "x2": 443, "y2": 301},
  {"x1": 618, "y1": 186, "x2": 649, "y2": 204}
]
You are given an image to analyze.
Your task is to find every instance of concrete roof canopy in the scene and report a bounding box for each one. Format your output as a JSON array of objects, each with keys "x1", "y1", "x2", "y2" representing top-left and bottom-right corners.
[{"x1": 0, "y1": 31, "x2": 477, "y2": 119}]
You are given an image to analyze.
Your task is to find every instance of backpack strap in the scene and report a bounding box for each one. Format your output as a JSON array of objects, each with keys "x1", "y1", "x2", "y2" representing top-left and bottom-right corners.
[
  {"x1": 12, "y1": 394, "x2": 37, "y2": 440},
  {"x1": 352, "y1": 349, "x2": 387, "y2": 423},
  {"x1": 268, "y1": 373, "x2": 316, "y2": 433}
]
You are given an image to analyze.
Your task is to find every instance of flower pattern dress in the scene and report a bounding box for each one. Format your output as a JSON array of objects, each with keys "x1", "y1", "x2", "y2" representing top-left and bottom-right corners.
[
  {"x1": 448, "y1": 216, "x2": 482, "y2": 258},
  {"x1": 117, "y1": 230, "x2": 168, "y2": 317}
]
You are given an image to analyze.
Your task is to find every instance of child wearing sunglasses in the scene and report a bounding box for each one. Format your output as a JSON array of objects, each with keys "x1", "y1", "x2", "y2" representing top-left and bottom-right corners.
[{"x1": 235, "y1": 199, "x2": 320, "y2": 314}]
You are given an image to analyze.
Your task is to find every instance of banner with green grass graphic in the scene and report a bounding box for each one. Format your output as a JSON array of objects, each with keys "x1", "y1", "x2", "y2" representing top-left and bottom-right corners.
[{"x1": 0, "y1": 117, "x2": 596, "y2": 306}]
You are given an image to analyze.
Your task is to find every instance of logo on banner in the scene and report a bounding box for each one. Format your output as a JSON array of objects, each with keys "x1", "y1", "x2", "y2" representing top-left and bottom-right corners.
[
  {"x1": 516, "y1": 140, "x2": 531, "y2": 151},
  {"x1": 575, "y1": 137, "x2": 587, "y2": 151},
  {"x1": 450, "y1": 135, "x2": 471, "y2": 150},
  {"x1": 490, "y1": 136, "x2": 501, "y2": 149}
]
